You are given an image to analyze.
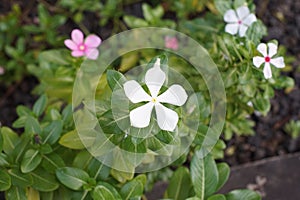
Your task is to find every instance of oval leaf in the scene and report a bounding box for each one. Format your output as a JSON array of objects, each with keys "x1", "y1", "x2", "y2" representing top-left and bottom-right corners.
[
  {"x1": 226, "y1": 189, "x2": 261, "y2": 200},
  {"x1": 0, "y1": 170, "x2": 11, "y2": 191},
  {"x1": 56, "y1": 167, "x2": 90, "y2": 190},
  {"x1": 31, "y1": 168, "x2": 59, "y2": 192},
  {"x1": 92, "y1": 182, "x2": 122, "y2": 200},
  {"x1": 21, "y1": 149, "x2": 42, "y2": 173}
]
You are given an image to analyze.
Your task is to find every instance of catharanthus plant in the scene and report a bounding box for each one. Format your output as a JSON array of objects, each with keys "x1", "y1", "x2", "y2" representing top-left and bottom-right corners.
[
  {"x1": 253, "y1": 42, "x2": 285, "y2": 79},
  {"x1": 64, "y1": 29, "x2": 102, "y2": 60},
  {"x1": 124, "y1": 58, "x2": 188, "y2": 131},
  {"x1": 224, "y1": 6, "x2": 257, "y2": 37},
  {"x1": 165, "y1": 36, "x2": 179, "y2": 50}
]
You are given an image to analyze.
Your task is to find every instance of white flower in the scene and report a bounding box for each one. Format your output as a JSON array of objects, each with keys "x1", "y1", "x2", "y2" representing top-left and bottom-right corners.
[
  {"x1": 123, "y1": 58, "x2": 188, "y2": 132},
  {"x1": 253, "y1": 43, "x2": 285, "y2": 79},
  {"x1": 224, "y1": 6, "x2": 257, "y2": 37}
]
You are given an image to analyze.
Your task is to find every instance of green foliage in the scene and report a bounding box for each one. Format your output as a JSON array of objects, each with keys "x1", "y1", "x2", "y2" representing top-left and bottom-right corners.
[{"x1": 285, "y1": 120, "x2": 300, "y2": 139}]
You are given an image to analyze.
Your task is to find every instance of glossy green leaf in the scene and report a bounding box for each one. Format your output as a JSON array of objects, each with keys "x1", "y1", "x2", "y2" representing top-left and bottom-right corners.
[
  {"x1": 225, "y1": 189, "x2": 261, "y2": 200},
  {"x1": 106, "y1": 70, "x2": 127, "y2": 90},
  {"x1": 216, "y1": 163, "x2": 230, "y2": 191},
  {"x1": 190, "y1": 153, "x2": 219, "y2": 199},
  {"x1": 0, "y1": 170, "x2": 11, "y2": 191},
  {"x1": 59, "y1": 130, "x2": 85, "y2": 150},
  {"x1": 56, "y1": 167, "x2": 90, "y2": 190},
  {"x1": 21, "y1": 149, "x2": 42, "y2": 173},
  {"x1": 41, "y1": 120, "x2": 63, "y2": 144},
  {"x1": 165, "y1": 167, "x2": 193, "y2": 200},
  {"x1": 207, "y1": 194, "x2": 226, "y2": 200},
  {"x1": 31, "y1": 168, "x2": 59, "y2": 192},
  {"x1": 8, "y1": 168, "x2": 33, "y2": 187},
  {"x1": 25, "y1": 116, "x2": 41, "y2": 135},
  {"x1": 120, "y1": 175, "x2": 146, "y2": 200},
  {"x1": 92, "y1": 182, "x2": 122, "y2": 200},
  {"x1": 12, "y1": 134, "x2": 31, "y2": 163},
  {"x1": 111, "y1": 169, "x2": 134, "y2": 184},
  {"x1": 5, "y1": 186, "x2": 27, "y2": 200},
  {"x1": 1, "y1": 127, "x2": 19, "y2": 155},
  {"x1": 42, "y1": 153, "x2": 66, "y2": 173},
  {"x1": 33, "y1": 94, "x2": 48, "y2": 117},
  {"x1": 0, "y1": 153, "x2": 10, "y2": 167}
]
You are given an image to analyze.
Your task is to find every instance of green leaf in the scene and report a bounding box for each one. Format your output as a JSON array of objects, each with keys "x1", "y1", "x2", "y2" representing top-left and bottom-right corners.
[
  {"x1": 21, "y1": 149, "x2": 42, "y2": 173},
  {"x1": 165, "y1": 167, "x2": 193, "y2": 200},
  {"x1": 41, "y1": 120, "x2": 63, "y2": 144},
  {"x1": 92, "y1": 182, "x2": 122, "y2": 200},
  {"x1": 5, "y1": 186, "x2": 27, "y2": 200},
  {"x1": 25, "y1": 116, "x2": 41, "y2": 135},
  {"x1": 0, "y1": 131, "x2": 3, "y2": 152},
  {"x1": 123, "y1": 15, "x2": 149, "y2": 28},
  {"x1": 1, "y1": 127, "x2": 19, "y2": 155},
  {"x1": 214, "y1": 0, "x2": 232, "y2": 15},
  {"x1": 42, "y1": 153, "x2": 66, "y2": 173},
  {"x1": 216, "y1": 163, "x2": 230, "y2": 191},
  {"x1": 31, "y1": 168, "x2": 59, "y2": 192},
  {"x1": 110, "y1": 169, "x2": 134, "y2": 184},
  {"x1": 59, "y1": 130, "x2": 85, "y2": 150},
  {"x1": 0, "y1": 153, "x2": 10, "y2": 167},
  {"x1": 33, "y1": 94, "x2": 48, "y2": 117},
  {"x1": 190, "y1": 153, "x2": 219, "y2": 199},
  {"x1": 12, "y1": 134, "x2": 31, "y2": 163},
  {"x1": 120, "y1": 175, "x2": 146, "y2": 200},
  {"x1": 0, "y1": 170, "x2": 11, "y2": 191},
  {"x1": 246, "y1": 21, "x2": 267, "y2": 45},
  {"x1": 226, "y1": 189, "x2": 261, "y2": 200},
  {"x1": 142, "y1": 3, "x2": 163, "y2": 22},
  {"x1": 56, "y1": 167, "x2": 90, "y2": 190},
  {"x1": 207, "y1": 194, "x2": 227, "y2": 200},
  {"x1": 39, "y1": 49, "x2": 70, "y2": 65},
  {"x1": 8, "y1": 168, "x2": 33, "y2": 187},
  {"x1": 106, "y1": 70, "x2": 127, "y2": 90}
]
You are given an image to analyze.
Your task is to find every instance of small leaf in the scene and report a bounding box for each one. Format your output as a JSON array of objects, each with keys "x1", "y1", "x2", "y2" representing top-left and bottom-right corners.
[
  {"x1": 5, "y1": 186, "x2": 27, "y2": 200},
  {"x1": 0, "y1": 170, "x2": 11, "y2": 191},
  {"x1": 56, "y1": 167, "x2": 90, "y2": 190},
  {"x1": 1, "y1": 127, "x2": 19, "y2": 155},
  {"x1": 42, "y1": 153, "x2": 66, "y2": 173},
  {"x1": 106, "y1": 70, "x2": 127, "y2": 90},
  {"x1": 123, "y1": 15, "x2": 149, "y2": 28},
  {"x1": 33, "y1": 95, "x2": 48, "y2": 117},
  {"x1": 59, "y1": 130, "x2": 85, "y2": 150},
  {"x1": 39, "y1": 50, "x2": 70, "y2": 65},
  {"x1": 216, "y1": 163, "x2": 230, "y2": 191},
  {"x1": 226, "y1": 189, "x2": 261, "y2": 200},
  {"x1": 207, "y1": 194, "x2": 227, "y2": 200},
  {"x1": 8, "y1": 168, "x2": 33, "y2": 187},
  {"x1": 25, "y1": 116, "x2": 41, "y2": 135},
  {"x1": 120, "y1": 175, "x2": 146, "y2": 200},
  {"x1": 21, "y1": 149, "x2": 42, "y2": 173},
  {"x1": 165, "y1": 167, "x2": 193, "y2": 200},
  {"x1": 92, "y1": 182, "x2": 122, "y2": 200},
  {"x1": 31, "y1": 168, "x2": 59, "y2": 192},
  {"x1": 41, "y1": 120, "x2": 63, "y2": 144}
]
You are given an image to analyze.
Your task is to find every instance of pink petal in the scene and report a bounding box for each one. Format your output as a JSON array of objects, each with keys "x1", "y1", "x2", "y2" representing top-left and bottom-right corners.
[
  {"x1": 71, "y1": 29, "x2": 84, "y2": 45},
  {"x1": 85, "y1": 48, "x2": 99, "y2": 60},
  {"x1": 84, "y1": 35, "x2": 102, "y2": 48},
  {"x1": 71, "y1": 50, "x2": 85, "y2": 57},
  {"x1": 64, "y1": 39, "x2": 78, "y2": 51}
]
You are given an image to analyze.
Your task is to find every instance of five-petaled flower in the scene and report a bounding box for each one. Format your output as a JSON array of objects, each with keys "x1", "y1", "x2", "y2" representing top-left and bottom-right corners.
[
  {"x1": 224, "y1": 6, "x2": 257, "y2": 37},
  {"x1": 165, "y1": 36, "x2": 179, "y2": 50},
  {"x1": 253, "y1": 42, "x2": 285, "y2": 79},
  {"x1": 123, "y1": 58, "x2": 188, "y2": 132},
  {"x1": 64, "y1": 29, "x2": 102, "y2": 60}
]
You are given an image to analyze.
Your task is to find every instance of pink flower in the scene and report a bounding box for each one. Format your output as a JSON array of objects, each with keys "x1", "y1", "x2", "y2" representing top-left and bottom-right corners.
[
  {"x1": 165, "y1": 36, "x2": 179, "y2": 50},
  {"x1": 64, "y1": 29, "x2": 102, "y2": 60},
  {"x1": 0, "y1": 67, "x2": 4, "y2": 75}
]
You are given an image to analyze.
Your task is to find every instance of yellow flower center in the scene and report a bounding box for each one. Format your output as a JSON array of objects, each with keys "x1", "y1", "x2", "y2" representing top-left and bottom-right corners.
[
  {"x1": 151, "y1": 98, "x2": 157, "y2": 103},
  {"x1": 79, "y1": 44, "x2": 85, "y2": 51}
]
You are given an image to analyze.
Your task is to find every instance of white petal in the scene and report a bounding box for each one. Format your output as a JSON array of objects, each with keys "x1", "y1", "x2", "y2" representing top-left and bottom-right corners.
[
  {"x1": 236, "y1": 6, "x2": 250, "y2": 20},
  {"x1": 130, "y1": 102, "x2": 154, "y2": 128},
  {"x1": 155, "y1": 103, "x2": 178, "y2": 131},
  {"x1": 253, "y1": 56, "x2": 265, "y2": 68},
  {"x1": 225, "y1": 23, "x2": 239, "y2": 35},
  {"x1": 145, "y1": 59, "x2": 166, "y2": 97},
  {"x1": 124, "y1": 80, "x2": 151, "y2": 103},
  {"x1": 243, "y1": 14, "x2": 257, "y2": 26},
  {"x1": 224, "y1": 10, "x2": 238, "y2": 23},
  {"x1": 268, "y1": 43, "x2": 278, "y2": 57},
  {"x1": 157, "y1": 85, "x2": 188, "y2": 106},
  {"x1": 270, "y1": 57, "x2": 285, "y2": 68},
  {"x1": 263, "y1": 63, "x2": 272, "y2": 79},
  {"x1": 257, "y1": 43, "x2": 268, "y2": 57},
  {"x1": 238, "y1": 24, "x2": 248, "y2": 37}
]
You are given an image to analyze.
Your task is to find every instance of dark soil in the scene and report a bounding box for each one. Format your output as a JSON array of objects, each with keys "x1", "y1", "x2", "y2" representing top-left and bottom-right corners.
[{"x1": 224, "y1": 0, "x2": 300, "y2": 166}]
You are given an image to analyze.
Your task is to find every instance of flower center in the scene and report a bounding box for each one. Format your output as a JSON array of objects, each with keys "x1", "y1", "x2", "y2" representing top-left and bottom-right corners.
[
  {"x1": 151, "y1": 97, "x2": 157, "y2": 103},
  {"x1": 265, "y1": 56, "x2": 271, "y2": 62},
  {"x1": 238, "y1": 20, "x2": 242, "y2": 24},
  {"x1": 79, "y1": 44, "x2": 86, "y2": 51}
]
